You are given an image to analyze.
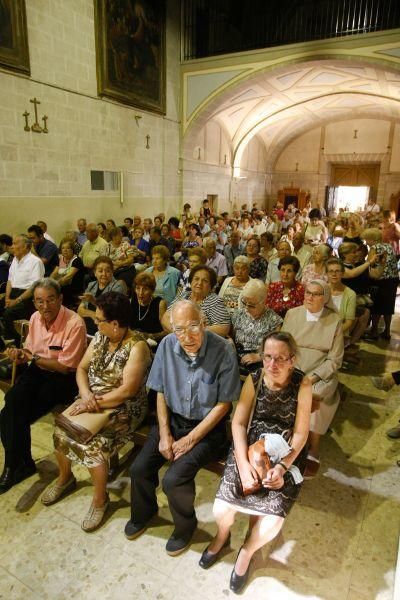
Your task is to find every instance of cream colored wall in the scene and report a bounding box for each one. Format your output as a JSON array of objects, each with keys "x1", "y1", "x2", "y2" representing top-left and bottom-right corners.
[
  {"x1": 184, "y1": 120, "x2": 267, "y2": 212},
  {"x1": 0, "y1": 0, "x2": 181, "y2": 242},
  {"x1": 269, "y1": 119, "x2": 400, "y2": 207}
]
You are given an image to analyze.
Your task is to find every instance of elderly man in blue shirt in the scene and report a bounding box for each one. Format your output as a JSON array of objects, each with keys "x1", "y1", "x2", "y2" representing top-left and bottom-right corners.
[{"x1": 125, "y1": 299, "x2": 241, "y2": 556}]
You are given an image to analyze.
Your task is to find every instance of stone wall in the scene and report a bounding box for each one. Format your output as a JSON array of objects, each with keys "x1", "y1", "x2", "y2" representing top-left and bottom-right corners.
[{"x1": 0, "y1": 0, "x2": 181, "y2": 242}]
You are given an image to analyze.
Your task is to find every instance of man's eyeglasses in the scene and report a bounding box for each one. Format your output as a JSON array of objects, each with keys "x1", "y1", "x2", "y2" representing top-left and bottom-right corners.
[
  {"x1": 173, "y1": 322, "x2": 202, "y2": 336},
  {"x1": 34, "y1": 298, "x2": 58, "y2": 307},
  {"x1": 260, "y1": 354, "x2": 294, "y2": 364},
  {"x1": 304, "y1": 290, "x2": 324, "y2": 298}
]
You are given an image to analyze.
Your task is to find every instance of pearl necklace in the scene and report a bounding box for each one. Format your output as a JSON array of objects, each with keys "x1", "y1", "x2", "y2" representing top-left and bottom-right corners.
[{"x1": 138, "y1": 299, "x2": 152, "y2": 321}]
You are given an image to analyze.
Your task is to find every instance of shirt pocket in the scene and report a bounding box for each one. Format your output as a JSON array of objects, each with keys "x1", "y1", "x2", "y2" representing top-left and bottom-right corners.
[{"x1": 198, "y1": 377, "x2": 218, "y2": 409}]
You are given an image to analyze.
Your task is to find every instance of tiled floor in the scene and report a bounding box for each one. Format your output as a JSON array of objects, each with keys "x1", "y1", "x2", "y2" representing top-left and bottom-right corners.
[{"x1": 1, "y1": 322, "x2": 399, "y2": 599}]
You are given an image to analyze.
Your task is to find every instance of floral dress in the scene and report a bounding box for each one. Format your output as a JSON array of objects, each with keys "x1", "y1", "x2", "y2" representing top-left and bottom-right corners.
[
  {"x1": 54, "y1": 331, "x2": 148, "y2": 468},
  {"x1": 216, "y1": 368, "x2": 307, "y2": 517},
  {"x1": 266, "y1": 281, "x2": 305, "y2": 317}
]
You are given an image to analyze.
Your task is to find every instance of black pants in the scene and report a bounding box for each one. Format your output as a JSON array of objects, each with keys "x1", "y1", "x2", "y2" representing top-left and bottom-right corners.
[
  {"x1": 0, "y1": 363, "x2": 78, "y2": 469},
  {"x1": 0, "y1": 288, "x2": 34, "y2": 344},
  {"x1": 129, "y1": 415, "x2": 228, "y2": 538}
]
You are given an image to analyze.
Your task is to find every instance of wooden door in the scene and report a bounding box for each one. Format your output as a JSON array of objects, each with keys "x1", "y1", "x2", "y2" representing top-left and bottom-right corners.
[{"x1": 331, "y1": 163, "x2": 380, "y2": 191}]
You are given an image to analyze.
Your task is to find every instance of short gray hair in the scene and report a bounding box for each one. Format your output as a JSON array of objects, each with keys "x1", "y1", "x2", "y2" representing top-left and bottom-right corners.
[
  {"x1": 32, "y1": 278, "x2": 61, "y2": 297},
  {"x1": 169, "y1": 299, "x2": 203, "y2": 327},
  {"x1": 15, "y1": 234, "x2": 32, "y2": 249},
  {"x1": 242, "y1": 279, "x2": 267, "y2": 302},
  {"x1": 234, "y1": 255, "x2": 250, "y2": 268}
]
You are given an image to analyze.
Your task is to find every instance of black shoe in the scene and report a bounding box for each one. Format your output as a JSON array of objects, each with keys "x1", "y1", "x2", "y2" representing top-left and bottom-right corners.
[
  {"x1": 166, "y1": 521, "x2": 197, "y2": 556},
  {"x1": 124, "y1": 520, "x2": 149, "y2": 540},
  {"x1": 0, "y1": 364, "x2": 12, "y2": 380},
  {"x1": 199, "y1": 534, "x2": 231, "y2": 569},
  {"x1": 0, "y1": 462, "x2": 36, "y2": 494},
  {"x1": 229, "y1": 547, "x2": 251, "y2": 594}
]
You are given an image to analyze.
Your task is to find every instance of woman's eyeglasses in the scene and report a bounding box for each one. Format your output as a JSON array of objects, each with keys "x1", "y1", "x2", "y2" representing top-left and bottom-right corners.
[
  {"x1": 304, "y1": 290, "x2": 324, "y2": 298},
  {"x1": 242, "y1": 299, "x2": 262, "y2": 309},
  {"x1": 260, "y1": 354, "x2": 293, "y2": 364}
]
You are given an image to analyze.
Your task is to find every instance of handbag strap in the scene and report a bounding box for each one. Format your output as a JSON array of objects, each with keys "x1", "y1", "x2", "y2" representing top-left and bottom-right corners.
[{"x1": 247, "y1": 368, "x2": 264, "y2": 433}]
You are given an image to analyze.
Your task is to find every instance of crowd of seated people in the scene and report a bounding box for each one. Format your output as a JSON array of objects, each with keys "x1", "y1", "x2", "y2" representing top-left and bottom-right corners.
[{"x1": 0, "y1": 199, "x2": 398, "y2": 592}]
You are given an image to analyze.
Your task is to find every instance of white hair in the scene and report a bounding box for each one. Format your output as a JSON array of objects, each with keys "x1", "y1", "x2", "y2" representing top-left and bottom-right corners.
[{"x1": 241, "y1": 279, "x2": 267, "y2": 302}]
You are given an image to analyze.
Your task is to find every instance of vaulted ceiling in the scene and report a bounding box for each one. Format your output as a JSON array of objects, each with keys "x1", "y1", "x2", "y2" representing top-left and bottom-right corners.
[{"x1": 191, "y1": 59, "x2": 400, "y2": 168}]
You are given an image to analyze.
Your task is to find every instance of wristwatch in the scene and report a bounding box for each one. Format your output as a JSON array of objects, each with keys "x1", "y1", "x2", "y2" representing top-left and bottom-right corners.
[{"x1": 31, "y1": 353, "x2": 41, "y2": 364}]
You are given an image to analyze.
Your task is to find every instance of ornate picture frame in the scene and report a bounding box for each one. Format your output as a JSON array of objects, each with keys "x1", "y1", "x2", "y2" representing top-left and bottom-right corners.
[
  {"x1": 0, "y1": 0, "x2": 30, "y2": 75},
  {"x1": 94, "y1": 0, "x2": 166, "y2": 114}
]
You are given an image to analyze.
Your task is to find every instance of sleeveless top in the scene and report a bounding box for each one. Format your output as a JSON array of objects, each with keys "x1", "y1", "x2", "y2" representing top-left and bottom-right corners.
[{"x1": 130, "y1": 294, "x2": 163, "y2": 333}]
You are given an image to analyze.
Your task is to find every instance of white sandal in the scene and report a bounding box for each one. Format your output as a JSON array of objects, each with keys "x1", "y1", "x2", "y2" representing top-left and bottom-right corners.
[{"x1": 81, "y1": 494, "x2": 110, "y2": 532}]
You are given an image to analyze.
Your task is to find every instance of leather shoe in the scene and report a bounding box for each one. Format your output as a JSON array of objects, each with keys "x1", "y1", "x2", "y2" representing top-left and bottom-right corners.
[
  {"x1": 199, "y1": 534, "x2": 231, "y2": 569},
  {"x1": 0, "y1": 462, "x2": 36, "y2": 494},
  {"x1": 124, "y1": 511, "x2": 158, "y2": 540},
  {"x1": 166, "y1": 521, "x2": 197, "y2": 556},
  {"x1": 229, "y1": 547, "x2": 251, "y2": 594}
]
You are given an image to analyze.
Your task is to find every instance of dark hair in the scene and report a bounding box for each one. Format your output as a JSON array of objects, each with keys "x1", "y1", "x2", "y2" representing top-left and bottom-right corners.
[
  {"x1": 119, "y1": 225, "x2": 130, "y2": 238},
  {"x1": 309, "y1": 208, "x2": 321, "y2": 220},
  {"x1": 168, "y1": 217, "x2": 179, "y2": 228},
  {"x1": 0, "y1": 234, "x2": 12, "y2": 246},
  {"x1": 93, "y1": 255, "x2": 113, "y2": 270},
  {"x1": 261, "y1": 231, "x2": 274, "y2": 243},
  {"x1": 189, "y1": 223, "x2": 201, "y2": 236},
  {"x1": 326, "y1": 257, "x2": 345, "y2": 273},
  {"x1": 106, "y1": 219, "x2": 116, "y2": 227},
  {"x1": 183, "y1": 203, "x2": 191, "y2": 210},
  {"x1": 278, "y1": 255, "x2": 301, "y2": 273},
  {"x1": 246, "y1": 238, "x2": 260, "y2": 252},
  {"x1": 109, "y1": 227, "x2": 122, "y2": 240},
  {"x1": 27, "y1": 224, "x2": 44, "y2": 237},
  {"x1": 60, "y1": 238, "x2": 75, "y2": 252},
  {"x1": 262, "y1": 331, "x2": 297, "y2": 356},
  {"x1": 96, "y1": 292, "x2": 131, "y2": 327},
  {"x1": 124, "y1": 217, "x2": 133, "y2": 225},
  {"x1": 134, "y1": 271, "x2": 156, "y2": 292},
  {"x1": 188, "y1": 264, "x2": 217, "y2": 289},
  {"x1": 97, "y1": 222, "x2": 106, "y2": 232},
  {"x1": 151, "y1": 227, "x2": 161, "y2": 236}
]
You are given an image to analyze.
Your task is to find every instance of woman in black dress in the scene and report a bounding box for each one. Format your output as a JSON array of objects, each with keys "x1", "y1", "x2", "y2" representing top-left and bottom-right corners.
[
  {"x1": 199, "y1": 331, "x2": 311, "y2": 593},
  {"x1": 130, "y1": 271, "x2": 168, "y2": 343}
]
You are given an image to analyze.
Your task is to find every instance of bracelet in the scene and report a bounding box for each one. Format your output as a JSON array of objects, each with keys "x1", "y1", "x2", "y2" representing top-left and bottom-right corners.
[{"x1": 277, "y1": 461, "x2": 288, "y2": 471}]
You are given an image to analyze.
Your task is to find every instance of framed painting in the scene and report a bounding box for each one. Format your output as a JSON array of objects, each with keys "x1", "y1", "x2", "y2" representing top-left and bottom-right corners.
[
  {"x1": 0, "y1": 0, "x2": 30, "y2": 75},
  {"x1": 94, "y1": 0, "x2": 166, "y2": 114}
]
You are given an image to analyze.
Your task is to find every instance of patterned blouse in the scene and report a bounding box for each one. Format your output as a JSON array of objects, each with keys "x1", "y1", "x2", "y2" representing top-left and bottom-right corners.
[
  {"x1": 232, "y1": 307, "x2": 283, "y2": 356},
  {"x1": 301, "y1": 264, "x2": 328, "y2": 286},
  {"x1": 170, "y1": 290, "x2": 231, "y2": 326},
  {"x1": 248, "y1": 255, "x2": 269, "y2": 280},
  {"x1": 105, "y1": 240, "x2": 135, "y2": 262},
  {"x1": 266, "y1": 281, "x2": 305, "y2": 317},
  {"x1": 371, "y1": 242, "x2": 398, "y2": 279}
]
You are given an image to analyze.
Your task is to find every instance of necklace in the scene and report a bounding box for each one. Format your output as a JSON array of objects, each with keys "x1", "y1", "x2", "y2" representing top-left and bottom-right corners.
[
  {"x1": 97, "y1": 329, "x2": 128, "y2": 372},
  {"x1": 138, "y1": 298, "x2": 152, "y2": 321}
]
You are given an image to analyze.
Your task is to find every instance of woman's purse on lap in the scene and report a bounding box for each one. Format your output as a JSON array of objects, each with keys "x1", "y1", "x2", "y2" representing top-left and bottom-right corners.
[
  {"x1": 242, "y1": 439, "x2": 271, "y2": 496},
  {"x1": 235, "y1": 369, "x2": 272, "y2": 495},
  {"x1": 55, "y1": 400, "x2": 113, "y2": 444}
]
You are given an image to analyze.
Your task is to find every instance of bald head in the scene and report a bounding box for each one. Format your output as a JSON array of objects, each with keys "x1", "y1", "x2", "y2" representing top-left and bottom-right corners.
[{"x1": 170, "y1": 300, "x2": 205, "y2": 354}]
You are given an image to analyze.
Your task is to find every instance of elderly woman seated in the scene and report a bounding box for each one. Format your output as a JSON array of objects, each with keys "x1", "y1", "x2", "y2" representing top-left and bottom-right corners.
[
  {"x1": 265, "y1": 240, "x2": 292, "y2": 284},
  {"x1": 232, "y1": 280, "x2": 283, "y2": 375},
  {"x1": 178, "y1": 247, "x2": 207, "y2": 292},
  {"x1": 245, "y1": 238, "x2": 268, "y2": 280},
  {"x1": 326, "y1": 257, "x2": 367, "y2": 363},
  {"x1": 146, "y1": 245, "x2": 180, "y2": 307},
  {"x1": 41, "y1": 292, "x2": 151, "y2": 532},
  {"x1": 266, "y1": 256, "x2": 304, "y2": 317},
  {"x1": 130, "y1": 271, "x2": 168, "y2": 343},
  {"x1": 282, "y1": 280, "x2": 344, "y2": 478},
  {"x1": 163, "y1": 265, "x2": 231, "y2": 337},
  {"x1": 219, "y1": 255, "x2": 254, "y2": 314},
  {"x1": 50, "y1": 238, "x2": 85, "y2": 309},
  {"x1": 105, "y1": 226, "x2": 137, "y2": 292},
  {"x1": 301, "y1": 243, "x2": 330, "y2": 285},
  {"x1": 77, "y1": 256, "x2": 126, "y2": 335}
]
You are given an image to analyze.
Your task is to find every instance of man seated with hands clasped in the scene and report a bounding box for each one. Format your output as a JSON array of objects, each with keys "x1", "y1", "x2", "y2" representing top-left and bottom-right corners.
[
  {"x1": 125, "y1": 299, "x2": 241, "y2": 556},
  {"x1": 0, "y1": 278, "x2": 87, "y2": 494}
]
